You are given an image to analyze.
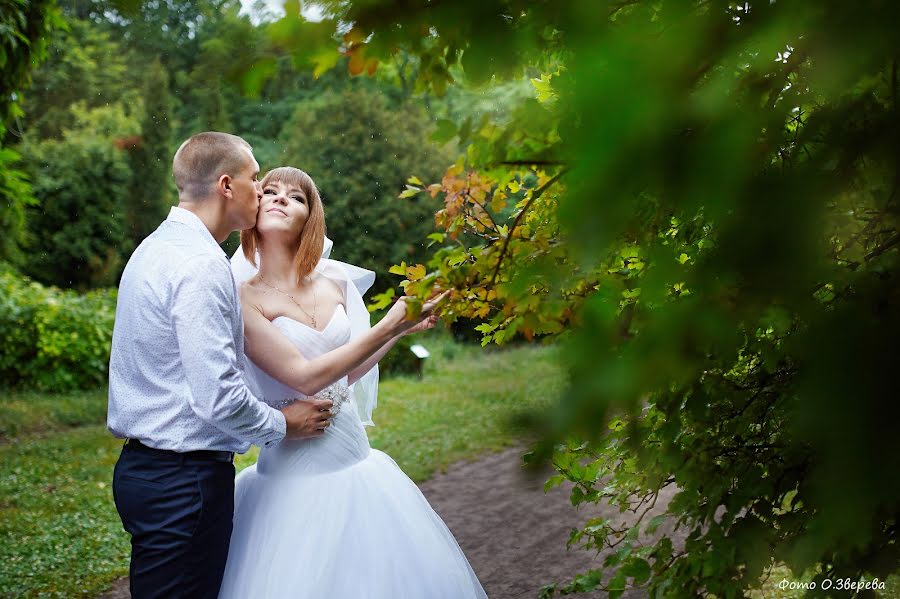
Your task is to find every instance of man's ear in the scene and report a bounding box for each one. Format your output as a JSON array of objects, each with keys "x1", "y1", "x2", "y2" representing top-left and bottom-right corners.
[{"x1": 217, "y1": 174, "x2": 232, "y2": 198}]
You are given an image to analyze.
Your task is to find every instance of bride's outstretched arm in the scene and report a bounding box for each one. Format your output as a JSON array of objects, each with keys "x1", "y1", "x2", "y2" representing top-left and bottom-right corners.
[
  {"x1": 347, "y1": 315, "x2": 438, "y2": 385},
  {"x1": 242, "y1": 294, "x2": 444, "y2": 396}
]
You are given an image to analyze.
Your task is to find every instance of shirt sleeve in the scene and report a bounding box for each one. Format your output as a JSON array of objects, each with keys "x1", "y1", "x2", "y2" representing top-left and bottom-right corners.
[{"x1": 171, "y1": 254, "x2": 286, "y2": 447}]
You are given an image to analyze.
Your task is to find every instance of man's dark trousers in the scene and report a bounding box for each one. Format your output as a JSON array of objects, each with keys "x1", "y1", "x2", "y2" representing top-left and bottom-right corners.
[{"x1": 112, "y1": 441, "x2": 235, "y2": 599}]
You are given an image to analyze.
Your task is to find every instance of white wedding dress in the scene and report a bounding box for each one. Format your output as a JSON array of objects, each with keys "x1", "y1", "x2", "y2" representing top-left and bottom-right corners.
[{"x1": 218, "y1": 306, "x2": 488, "y2": 599}]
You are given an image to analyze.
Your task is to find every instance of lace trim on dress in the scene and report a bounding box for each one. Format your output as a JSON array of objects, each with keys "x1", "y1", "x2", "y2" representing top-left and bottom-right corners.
[{"x1": 272, "y1": 382, "x2": 352, "y2": 417}]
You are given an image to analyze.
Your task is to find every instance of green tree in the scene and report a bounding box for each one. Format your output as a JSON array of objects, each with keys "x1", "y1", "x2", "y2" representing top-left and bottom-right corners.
[
  {"x1": 0, "y1": 0, "x2": 62, "y2": 264},
  {"x1": 22, "y1": 18, "x2": 137, "y2": 139},
  {"x1": 21, "y1": 104, "x2": 136, "y2": 289},
  {"x1": 127, "y1": 58, "x2": 174, "y2": 245},
  {"x1": 246, "y1": 0, "x2": 900, "y2": 595},
  {"x1": 277, "y1": 86, "x2": 452, "y2": 292},
  {"x1": 66, "y1": 0, "x2": 240, "y2": 77}
]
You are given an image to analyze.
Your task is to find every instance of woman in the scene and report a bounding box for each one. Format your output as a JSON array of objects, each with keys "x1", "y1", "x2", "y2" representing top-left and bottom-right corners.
[{"x1": 219, "y1": 167, "x2": 487, "y2": 598}]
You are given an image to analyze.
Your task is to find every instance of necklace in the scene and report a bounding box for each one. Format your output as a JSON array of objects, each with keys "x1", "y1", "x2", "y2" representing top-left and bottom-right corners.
[{"x1": 258, "y1": 274, "x2": 318, "y2": 328}]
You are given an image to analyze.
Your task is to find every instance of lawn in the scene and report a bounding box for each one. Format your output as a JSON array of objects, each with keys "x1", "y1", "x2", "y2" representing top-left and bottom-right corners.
[{"x1": 0, "y1": 336, "x2": 563, "y2": 598}]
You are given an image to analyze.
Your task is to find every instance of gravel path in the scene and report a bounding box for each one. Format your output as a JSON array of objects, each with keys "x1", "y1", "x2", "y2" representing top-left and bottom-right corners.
[{"x1": 100, "y1": 447, "x2": 680, "y2": 598}]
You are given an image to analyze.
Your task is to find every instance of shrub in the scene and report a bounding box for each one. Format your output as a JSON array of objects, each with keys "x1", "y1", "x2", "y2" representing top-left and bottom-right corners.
[
  {"x1": 0, "y1": 266, "x2": 115, "y2": 391},
  {"x1": 378, "y1": 334, "x2": 420, "y2": 378},
  {"x1": 19, "y1": 103, "x2": 137, "y2": 290}
]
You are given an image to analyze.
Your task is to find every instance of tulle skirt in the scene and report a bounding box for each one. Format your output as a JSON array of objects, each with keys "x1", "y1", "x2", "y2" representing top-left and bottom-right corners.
[{"x1": 219, "y1": 448, "x2": 488, "y2": 599}]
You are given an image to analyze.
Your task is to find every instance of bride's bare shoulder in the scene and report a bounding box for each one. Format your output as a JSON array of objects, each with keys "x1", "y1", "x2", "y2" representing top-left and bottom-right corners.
[{"x1": 311, "y1": 273, "x2": 345, "y2": 306}]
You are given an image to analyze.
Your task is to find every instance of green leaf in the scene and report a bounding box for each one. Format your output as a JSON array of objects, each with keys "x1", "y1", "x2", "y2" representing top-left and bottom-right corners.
[
  {"x1": 645, "y1": 514, "x2": 666, "y2": 535},
  {"x1": 544, "y1": 474, "x2": 565, "y2": 492},
  {"x1": 388, "y1": 262, "x2": 408, "y2": 276},
  {"x1": 310, "y1": 46, "x2": 342, "y2": 79},
  {"x1": 621, "y1": 557, "x2": 651, "y2": 585},
  {"x1": 399, "y1": 185, "x2": 421, "y2": 199},
  {"x1": 431, "y1": 119, "x2": 458, "y2": 143},
  {"x1": 367, "y1": 289, "x2": 395, "y2": 312},
  {"x1": 531, "y1": 73, "x2": 556, "y2": 103},
  {"x1": 607, "y1": 570, "x2": 627, "y2": 599}
]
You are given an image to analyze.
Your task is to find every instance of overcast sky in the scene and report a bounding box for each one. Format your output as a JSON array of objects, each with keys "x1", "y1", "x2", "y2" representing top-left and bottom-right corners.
[{"x1": 238, "y1": 0, "x2": 325, "y2": 23}]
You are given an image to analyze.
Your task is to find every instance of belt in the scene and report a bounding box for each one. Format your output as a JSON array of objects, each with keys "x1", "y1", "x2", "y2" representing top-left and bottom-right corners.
[{"x1": 124, "y1": 438, "x2": 234, "y2": 463}]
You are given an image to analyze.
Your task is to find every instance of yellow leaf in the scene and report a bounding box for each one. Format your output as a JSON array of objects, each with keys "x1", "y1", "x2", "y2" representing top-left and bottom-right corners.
[
  {"x1": 388, "y1": 261, "x2": 407, "y2": 276},
  {"x1": 311, "y1": 47, "x2": 341, "y2": 79},
  {"x1": 406, "y1": 264, "x2": 426, "y2": 281},
  {"x1": 399, "y1": 186, "x2": 420, "y2": 198},
  {"x1": 408, "y1": 175, "x2": 424, "y2": 186},
  {"x1": 491, "y1": 191, "x2": 508, "y2": 212}
]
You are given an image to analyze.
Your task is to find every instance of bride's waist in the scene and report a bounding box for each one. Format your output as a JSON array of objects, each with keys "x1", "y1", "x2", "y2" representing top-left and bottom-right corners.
[
  {"x1": 267, "y1": 379, "x2": 350, "y2": 410},
  {"x1": 258, "y1": 424, "x2": 370, "y2": 475}
]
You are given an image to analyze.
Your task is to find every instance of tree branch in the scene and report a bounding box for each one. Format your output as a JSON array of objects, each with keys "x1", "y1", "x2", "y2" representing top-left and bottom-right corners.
[{"x1": 489, "y1": 168, "x2": 568, "y2": 286}]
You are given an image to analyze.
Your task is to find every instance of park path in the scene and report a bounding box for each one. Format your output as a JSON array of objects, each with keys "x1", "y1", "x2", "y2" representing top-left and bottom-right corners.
[{"x1": 100, "y1": 447, "x2": 679, "y2": 599}]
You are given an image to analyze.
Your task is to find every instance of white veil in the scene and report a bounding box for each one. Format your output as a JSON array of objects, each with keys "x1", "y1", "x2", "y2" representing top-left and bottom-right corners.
[{"x1": 230, "y1": 237, "x2": 380, "y2": 426}]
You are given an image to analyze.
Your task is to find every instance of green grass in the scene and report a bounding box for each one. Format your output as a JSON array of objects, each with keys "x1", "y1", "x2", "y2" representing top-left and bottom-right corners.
[
  {"x1": 1, "y1": 336, "x2": 563, "y2": 597},
  {"x1": 0, "y1": 389, "x2": 108, "y2": 441},
  {"x1": 0, "y1": 426, "x2": 128, "y2": 598}
]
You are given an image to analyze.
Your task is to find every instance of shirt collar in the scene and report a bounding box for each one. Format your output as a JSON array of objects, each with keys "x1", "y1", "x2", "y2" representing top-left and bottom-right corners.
[{"x1": 166, "y1": 206, "x2": 223, "y2": 253}]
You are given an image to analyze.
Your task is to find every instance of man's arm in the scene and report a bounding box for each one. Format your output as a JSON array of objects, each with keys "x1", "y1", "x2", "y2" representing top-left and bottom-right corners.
[{"x1": 171, "y1": 255, "x2": 288, "y2": 446}]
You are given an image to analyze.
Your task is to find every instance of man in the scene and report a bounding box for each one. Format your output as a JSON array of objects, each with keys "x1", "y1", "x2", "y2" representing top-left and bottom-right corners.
[{"x1": 107, "y1": 132, "x2": 334, "y2": 598}]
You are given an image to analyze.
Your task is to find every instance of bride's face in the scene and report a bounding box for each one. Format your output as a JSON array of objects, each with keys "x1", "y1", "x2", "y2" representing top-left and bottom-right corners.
[{"x1": 256, "y1": 179, "x2": 310, "y2": 242}]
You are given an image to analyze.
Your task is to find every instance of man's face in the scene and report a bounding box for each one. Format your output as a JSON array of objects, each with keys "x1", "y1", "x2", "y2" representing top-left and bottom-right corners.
[{"x1": 230, "y1": 148, "x2": 263, "y2": 230}]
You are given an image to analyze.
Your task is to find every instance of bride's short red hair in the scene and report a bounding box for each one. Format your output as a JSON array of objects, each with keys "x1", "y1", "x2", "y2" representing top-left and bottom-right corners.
[{"x1": 240, "y1": 167, "x2": 326, "y2": 281}]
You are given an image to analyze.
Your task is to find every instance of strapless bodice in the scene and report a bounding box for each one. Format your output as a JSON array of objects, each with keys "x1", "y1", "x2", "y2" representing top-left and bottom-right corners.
[{"x1": 243, "y1": 305, "x2": 371, "y2": 475}]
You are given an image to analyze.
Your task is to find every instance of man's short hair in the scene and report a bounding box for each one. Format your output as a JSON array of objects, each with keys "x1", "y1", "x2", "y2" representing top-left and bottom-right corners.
[{"x1": 172, "y1": 132, "x2": 253, "y2": 201}]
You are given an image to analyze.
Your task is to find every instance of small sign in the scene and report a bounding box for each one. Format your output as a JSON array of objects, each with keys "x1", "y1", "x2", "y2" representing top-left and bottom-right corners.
[{"x1": 409, "y1": 344, "x2": 430, "y2": 359}]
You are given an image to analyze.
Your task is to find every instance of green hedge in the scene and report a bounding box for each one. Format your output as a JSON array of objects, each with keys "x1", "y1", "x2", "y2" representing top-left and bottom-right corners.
[
  {"x1": 0, "y1": 265, "x2": 115, "y2": 390},
  {"x1": 0, "y1": 264, "x2": 425, "y2": 390}
]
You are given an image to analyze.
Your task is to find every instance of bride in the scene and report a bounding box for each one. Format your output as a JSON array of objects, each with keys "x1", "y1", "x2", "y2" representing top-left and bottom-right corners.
[{"x1": 219, "y1": 166, "x2": 487, "y2": 598}]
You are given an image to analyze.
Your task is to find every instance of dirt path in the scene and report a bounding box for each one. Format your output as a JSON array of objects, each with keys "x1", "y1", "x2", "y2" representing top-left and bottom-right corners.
[
  {"x1": 418, "y1": 447, "x2": 678, "y2": 599},
  {"x1": 100, "y1": 447, "x2": 680, "y2": 598}
]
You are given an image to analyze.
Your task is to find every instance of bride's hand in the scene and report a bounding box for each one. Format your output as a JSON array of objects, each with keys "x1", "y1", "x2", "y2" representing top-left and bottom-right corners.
[
  {"x1": 402, "y1": 313, "x2": 439, "y2": 336},
  {"x1": 384, "y1": 291, "x2": 449, "y2": 336}
]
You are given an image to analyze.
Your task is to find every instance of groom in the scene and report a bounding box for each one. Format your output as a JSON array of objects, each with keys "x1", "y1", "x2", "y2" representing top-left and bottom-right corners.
[{"x1": 107, "y1": 132, "x2": 335, "y2": 599}]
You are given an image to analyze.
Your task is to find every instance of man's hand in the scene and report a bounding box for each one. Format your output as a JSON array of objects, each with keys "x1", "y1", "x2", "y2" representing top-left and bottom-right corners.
[{"x1": 281, "y1": 398, "x2": 334, "y2": 439}]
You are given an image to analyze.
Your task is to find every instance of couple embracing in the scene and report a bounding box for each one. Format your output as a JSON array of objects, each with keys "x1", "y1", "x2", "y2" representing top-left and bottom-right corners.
[{"x1": 107, "y1": 132, "x2": 487, "y2": 598}]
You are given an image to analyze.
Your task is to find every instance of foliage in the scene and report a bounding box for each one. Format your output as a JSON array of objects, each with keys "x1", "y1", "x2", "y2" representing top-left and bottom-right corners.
[
  {"x1": 67, "y1": 0, "x2": 239, "y2": 78},
  {"x1": 0, "y1": 0, "x2": 63, "y2": 264},
  {"x1": 376, "y1": 333, "x2": 420, "y2": 378},
  {"x1": 256, "y1": 0, "x2": 900, "y2": 596},
  {"x1": 0, "y1": 146, "x2": 37, "y2": 265},
  {"x1": 277, "y1": 86, "x2": 453, "y2": 293},
  {"x1": 20, "y1": 103, "x2": 137, "y2": 288},
  {"x1": 127, "y1": 58, "x2": 174, "y2": 245},
  {"x1": 22, "y1": 18, "x2": 136, "y2": 139},
  {"x1": 0, "y1": 0, "x2": 62, "y2": 126},
  {"x1": 0, "y1": 262, "x2": 116, "y2": 391}
]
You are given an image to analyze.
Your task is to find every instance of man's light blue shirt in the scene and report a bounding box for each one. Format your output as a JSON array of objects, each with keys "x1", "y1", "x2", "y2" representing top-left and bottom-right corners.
[{"x1": 108, "y1": 206, "x2": 286, "y2": 452}]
